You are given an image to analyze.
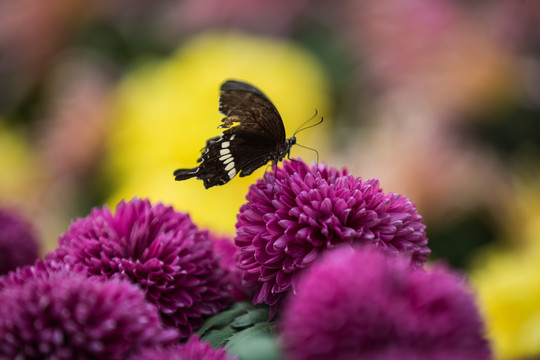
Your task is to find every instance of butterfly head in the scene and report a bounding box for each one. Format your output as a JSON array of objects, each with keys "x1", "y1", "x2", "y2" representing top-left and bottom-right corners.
[
  {"x1": 278, "y1": 136, "x2": 296, "y2": 161},
  {"x1": 288, "y1": 136, "x2": 296, "y2": 147}
]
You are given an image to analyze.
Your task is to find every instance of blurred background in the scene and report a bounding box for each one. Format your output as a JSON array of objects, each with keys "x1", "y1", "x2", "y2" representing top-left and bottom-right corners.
[{"x1": 1, "y1": 1, "x2": 539, "y2": 358}]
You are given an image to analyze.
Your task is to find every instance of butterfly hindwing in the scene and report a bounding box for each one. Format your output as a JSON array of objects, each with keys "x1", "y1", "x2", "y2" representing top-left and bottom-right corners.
[{"x1": 192, "y1": 129, "x2": 277, "y2": 188}]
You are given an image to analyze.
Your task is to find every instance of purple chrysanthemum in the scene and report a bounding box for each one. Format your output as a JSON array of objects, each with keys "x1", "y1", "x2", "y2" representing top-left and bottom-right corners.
[
  {"x1": 46, "y1": 198, "x2": 234, "y2": 338},
  {"x1": 0, "y1": 258, "x2": 84, "y2": 292},
  {"x1": 0, "y1": 267, "x2": 178, "y2": 359},
  {"x1": 280, "y1": 246, "x2": 491, "y2": 360},
  {"x1": 0, "y1": 208, "x2": 39, "y2": 275},
  {"x1": 235, "y1": 159, "x2": 430, "y2": 309},
  {"x1": 130, "y1": 336, "x2": 236, "y2": 360}
]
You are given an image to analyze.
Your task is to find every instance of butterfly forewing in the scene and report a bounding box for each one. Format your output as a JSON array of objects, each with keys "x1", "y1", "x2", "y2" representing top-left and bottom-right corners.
[{"x1": 218, "y1": 81, "x2": 286, "y2": 143}]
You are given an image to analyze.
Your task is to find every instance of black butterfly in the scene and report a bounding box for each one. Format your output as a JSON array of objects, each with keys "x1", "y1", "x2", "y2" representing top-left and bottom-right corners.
[{"x1": 174, "y1": 80, "x2": 297, "y2": 189}]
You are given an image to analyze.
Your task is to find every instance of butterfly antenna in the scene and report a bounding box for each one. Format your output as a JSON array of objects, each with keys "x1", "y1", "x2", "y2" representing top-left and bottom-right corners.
[{"x1": 293, "y1": 110, "x2": 324, "y2": 137}]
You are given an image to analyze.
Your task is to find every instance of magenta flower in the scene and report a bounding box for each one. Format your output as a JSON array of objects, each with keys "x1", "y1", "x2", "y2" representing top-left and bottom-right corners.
[
  {"x1": 0, "y1": 259, "x2": 84, "y2": 292},
  {"x1": 130, "y1": 336, "x2": 236, "y2": 360},
  {"x1": 0, "y1": 267, "x2": 178, "y2": 359},
  {"x1": 280, "y1": 246, "x2": 491, "y2": 360},
  {"x1": 47, "y1": 198, "x2": 234, "y2": 338},
  {"x1": 0, "y1": 208, "x2": 39, "y2": 275},
  {"x1": 235, "y1": 159, "x2": 429, "y2": 309}
]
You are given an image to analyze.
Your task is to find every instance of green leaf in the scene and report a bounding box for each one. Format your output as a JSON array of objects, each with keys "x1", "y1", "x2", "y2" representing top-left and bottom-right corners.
[
  {"x1": 198, "y1": 302, "x2": 253, "y2": 335},
  {"x1": 226, "y1": 322, "x2": 277, "y2": 355},
  {"x1": 198, "y1": 302, "x2": 275, "y2": 351},
  {"x1": 231, "y1": 307, "x2": 269, "y2": 329},
  {"x1": 246, "y1": 307, "x2": 271, "y2": 324},
  {"x1": 231, "y1": 336, "x2": 282, "y2": 360},
  {"x1": 200, "y1": 327, "x2": 238, "y2": 348}
]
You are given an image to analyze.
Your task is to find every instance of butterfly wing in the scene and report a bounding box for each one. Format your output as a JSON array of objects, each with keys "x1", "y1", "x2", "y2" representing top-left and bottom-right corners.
[
  {"x1": 174, "y1": 80, "x2": 287, "y2": 188},
  {"x1": 218, "y1": 80, "x2": 286, "y2": 144},
  {"x1": 186, "y1": 129, "x2": 277, "y2": 188}
]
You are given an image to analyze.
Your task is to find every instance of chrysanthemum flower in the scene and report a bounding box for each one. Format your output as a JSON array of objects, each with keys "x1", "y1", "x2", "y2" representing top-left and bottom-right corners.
[
  {"x1": 0, "y1": 268, "x2": 178, "y2": 359},
  {"x1": 235, "y1": 160, "x2": 430, "y2": 309},
  {"x1": 0, "y1": 259, "x2": 82, "y2": 292},
  {"x1": 130, "y1": 336, "x2": 235, "y2": 360},
  {"x1": 47, "y1": 198, "x2": 234, "y2": 338},
  {"x1": 0, "y1": 208, "x2": 39, "y2": 275},
  {"x1": 280, "y1": 246, "x2": 491, "y2": 360}
]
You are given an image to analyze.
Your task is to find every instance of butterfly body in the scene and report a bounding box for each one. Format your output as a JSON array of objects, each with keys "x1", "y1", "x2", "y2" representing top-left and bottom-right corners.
[{"x1": 174, "y1": 80, "x2": 296, "y2": 189}]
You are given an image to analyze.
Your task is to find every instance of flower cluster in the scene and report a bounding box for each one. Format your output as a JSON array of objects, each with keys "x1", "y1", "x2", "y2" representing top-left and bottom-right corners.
[
  {"x1": 0, "y1": 160, "x2": 493, "y2": 360},
  {"x1": 0, "y1": 208, "x2": 39, "y2": 275},
  {"x1": 0, "y1": 264, "x2": 178, "y2": 359},
  {"x1": 235, "y1": 160, "x2": 430, "y2": 309},
  {"x1": 47, "y1": 198, "x2": 234, "y2": 338},
  {"x1": 281, "y1": 246, "x2": 491, "y2": 360}
]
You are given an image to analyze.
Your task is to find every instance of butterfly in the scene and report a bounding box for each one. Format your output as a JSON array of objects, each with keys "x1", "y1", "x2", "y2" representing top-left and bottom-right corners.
[{"x1": 174, "y1": 80, "x2": 297, "y2": 189}]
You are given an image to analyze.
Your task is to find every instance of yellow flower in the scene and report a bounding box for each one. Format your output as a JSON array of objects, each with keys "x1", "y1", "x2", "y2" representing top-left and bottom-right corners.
[
  {"x1": 469, "y1": 174, "x2": 540, "y2": 359},
  {"x1": 470, "y1": 244, "x2": 540, "y2": 359},
  {"x1": 0, "y1": 123, "x2": 39, "y2": 205},
  {"x1": 106, "y1": 32, "x2": 331, "y2": 235}
]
